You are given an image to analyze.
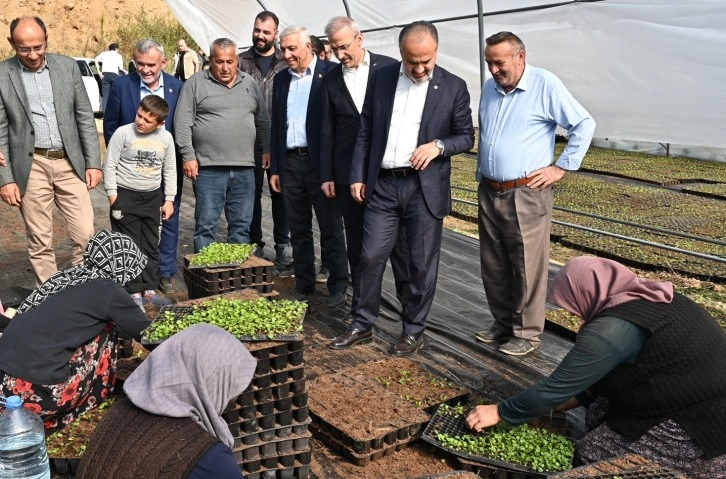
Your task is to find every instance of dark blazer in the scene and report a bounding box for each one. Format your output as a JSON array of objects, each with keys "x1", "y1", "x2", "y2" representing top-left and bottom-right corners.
[
  {"x1": 319, "y1": 52, "x2": 396, "y2": 185},
  {"x1": 103, "y1": 71, "x2": 183, "y2": 145},
  {"x1": 270, "y1": 59, "x2": 335, "y2": 182},
  {"x1": 349, "y1": 63, "x2": 475, "y2": 219},
  {"x1": 0, "y1": 54, "x2": 102, "y2": 194}
]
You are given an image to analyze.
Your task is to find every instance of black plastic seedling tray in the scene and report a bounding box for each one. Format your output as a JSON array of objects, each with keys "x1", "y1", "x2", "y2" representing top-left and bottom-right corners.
[
  {"x1": 141, "y1": 306, "x2": 306, "y2": 347},
  {"x1": 0, "y1": 285, "x2": 33, "y2": 309},
  {"x1": 422, "y1": 410, "x2": 563, "y2": 476}
]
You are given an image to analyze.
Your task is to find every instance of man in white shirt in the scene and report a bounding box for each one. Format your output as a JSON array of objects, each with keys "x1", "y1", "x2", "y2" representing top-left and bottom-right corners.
[
  {"x1": 328, "y1": 21, "x2": 474, "y2": 357},
  {"x1": 319, "y1": 16, "x2": 410, "y2": 316},
  {"x1": 95, "y1": 43, "x2": 124, "y2": 112}
]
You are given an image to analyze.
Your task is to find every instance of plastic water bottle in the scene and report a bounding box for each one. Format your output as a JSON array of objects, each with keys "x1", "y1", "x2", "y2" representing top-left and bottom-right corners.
[{"x1": 0, "y1": 396, "x2": 50, "y2": 479}]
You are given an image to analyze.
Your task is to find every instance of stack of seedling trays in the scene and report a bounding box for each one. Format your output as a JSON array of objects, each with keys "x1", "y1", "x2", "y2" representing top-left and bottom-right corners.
[
  {"x1": 423, "y1": 405, "x2": 573, "y2": 479},
  {"x1": 226, "y1": 338, "x2": 312, "y2": 479},
  {"x1": 308, "y1": 369, "x2": 431, "y2": 466},
  {"x1": 183, "y1": 251, "x2": 275, "y2": 299}
]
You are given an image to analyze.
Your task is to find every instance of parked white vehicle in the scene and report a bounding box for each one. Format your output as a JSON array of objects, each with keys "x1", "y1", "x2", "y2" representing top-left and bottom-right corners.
[{"x1": 74, "y1": 57, "x2": 102, "y2": 116}]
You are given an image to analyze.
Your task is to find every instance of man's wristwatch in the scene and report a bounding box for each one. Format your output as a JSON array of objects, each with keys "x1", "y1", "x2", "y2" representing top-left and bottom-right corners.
[{"x1": 434, "y1": 139, "x2": 444, "y2": 156}]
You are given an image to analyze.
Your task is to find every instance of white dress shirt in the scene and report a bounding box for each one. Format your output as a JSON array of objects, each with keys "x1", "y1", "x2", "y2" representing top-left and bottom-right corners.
[
  {"x1": 95, "y1": 50, "x2": 124, "y2": 74},
  {"x1": 342, "y1": 50, "x2": 370, "y2": 113},
  {"x1": 286, "y1": 56, "x2": 317, "y2": 149},
  {"x1": 380, "y1": 64, "x2": 432, "y2": 169}
]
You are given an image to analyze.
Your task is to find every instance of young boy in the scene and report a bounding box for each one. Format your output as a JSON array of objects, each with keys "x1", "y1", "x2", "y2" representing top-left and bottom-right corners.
[{"x1": 104, "y1": 95, "x2": 176, "y2": 311}]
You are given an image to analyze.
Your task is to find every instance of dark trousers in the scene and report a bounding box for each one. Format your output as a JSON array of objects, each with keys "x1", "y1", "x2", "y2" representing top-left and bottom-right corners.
[
  {"x1": 338, "y1": 184, "x2": 410, "y2": 301},
  {"x1": 282, "y1": 152, "x2": 347, "y2": 294},
  {"x1": 250, "y1": 157, "x2": 290, "y2": 249},
  {"x1": 110, "y1": 187, "x2": 163, "y2": 293},
  {"x1": 351, "y1": 174, "x2": 443, "y2": 338},
  {"x1": 158, "y1": 155, "x2": 183, "y2": 279},
  {"x1": 101, "y1": 72, "x2": 118, "y2": 112}
]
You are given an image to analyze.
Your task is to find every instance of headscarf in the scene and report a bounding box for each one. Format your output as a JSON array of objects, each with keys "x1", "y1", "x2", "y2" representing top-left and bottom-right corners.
[
  {"x1": 123, "y1": 324, "x2": 257, "y2": 448},
  {"x1": 17, "y1": 230, "x2": 147, "y2": 314},
  {"x1": 547, "y1": 256, "x2": 674, "y2": 322}
]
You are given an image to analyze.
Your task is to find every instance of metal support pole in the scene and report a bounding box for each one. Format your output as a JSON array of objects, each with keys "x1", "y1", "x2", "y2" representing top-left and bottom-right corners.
[{"x1": 477, "y1": 0, "x2": 486, "y2": 88}]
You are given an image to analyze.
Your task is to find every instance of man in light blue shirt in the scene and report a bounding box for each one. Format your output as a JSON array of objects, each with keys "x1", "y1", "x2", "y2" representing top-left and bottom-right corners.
[{"x1": 475, "y1": 31, "x2": 595, "y2": 356}]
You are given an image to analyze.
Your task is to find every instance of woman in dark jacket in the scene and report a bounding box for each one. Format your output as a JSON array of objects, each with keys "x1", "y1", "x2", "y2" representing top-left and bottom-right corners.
[
  {"x1": 78, "y1": 323, "x2": 256, "y2": 479},
  {"x1": 0, "y1": 230, "x2": 149, "y2": 431},
  {"x1": 466, "y1": 256, "x2": 726, "y2": 478}
]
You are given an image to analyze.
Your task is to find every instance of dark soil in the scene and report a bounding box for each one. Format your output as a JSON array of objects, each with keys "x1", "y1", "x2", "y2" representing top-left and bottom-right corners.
[{"x1": 308, "y1": 371, "x2": 431, "y2": 443}]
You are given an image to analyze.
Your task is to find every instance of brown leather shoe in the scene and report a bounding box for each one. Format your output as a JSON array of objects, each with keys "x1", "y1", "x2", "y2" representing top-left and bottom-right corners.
[
  {"x1": 328, "y1": 327, "x2": 373, "y2": 350},
  {"x1": 389, "y1": 333, "x2": 423, "y2": 357}
]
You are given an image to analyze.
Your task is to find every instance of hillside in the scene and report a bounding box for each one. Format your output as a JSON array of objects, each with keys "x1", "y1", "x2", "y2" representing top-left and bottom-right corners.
[{"x1": 0, "y1": 0, "x2": 176, "y2": 58}]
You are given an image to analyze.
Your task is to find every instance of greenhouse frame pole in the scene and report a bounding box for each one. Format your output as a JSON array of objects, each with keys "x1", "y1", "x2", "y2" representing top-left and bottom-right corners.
[
  {"x1": 341, "y1": 0, "x2": 351, "y2": 17},
  {"x1": 477, "y1": 0, "x2": 485, "y2": 87}
]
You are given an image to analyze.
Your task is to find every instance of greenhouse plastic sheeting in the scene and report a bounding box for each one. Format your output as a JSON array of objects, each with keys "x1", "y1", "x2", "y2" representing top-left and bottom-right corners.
[{"x1": 166, "y1": 0, "x2": 726, "y2": 155}]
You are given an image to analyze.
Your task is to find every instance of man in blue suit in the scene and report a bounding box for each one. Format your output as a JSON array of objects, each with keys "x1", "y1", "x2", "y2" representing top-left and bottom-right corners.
[
  {"x1": 328, "y1": 21, "x2": 475, "y2": 357},
  {"x1": 103, "y1": 38, "x2": 184, "y2": 297},
  {"x1": 269, "y1": 26, "x2": 348, "y2": 308}
]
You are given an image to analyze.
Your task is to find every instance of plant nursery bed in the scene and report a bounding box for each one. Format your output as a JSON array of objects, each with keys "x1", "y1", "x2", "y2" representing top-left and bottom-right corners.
[
  {"x1": 414, "y1": 472, "x2": 482, "y2": 479},
  {"x1": 308, "y1": 370, "x2": 430, "y2": 464},
  {"x1": 422, "y1": 406, "x2": 573, "y2": 475},
  {"x1": 351, "y1": 358, "x2": 470, "y2": 413},
  {"x1": 183, "y1": 253, "x2": 275, "y2": 299}
]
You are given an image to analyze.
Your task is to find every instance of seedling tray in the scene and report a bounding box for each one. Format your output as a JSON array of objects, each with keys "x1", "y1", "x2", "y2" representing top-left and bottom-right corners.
[
  {"x1": 308, "y1": 370, "x2": 430, "y2": 463},
  {"x1": 183, "y1": 254, "x2": 275, "y2": 299},
  {"x1": 233, "y1": 431, "x2": 312, "y2": 464},
  {"x1": 234, "y1": 418, "x2": 312, "y2": 448},
  {"x1": 549, "y1": 453, "x2": 687, "y2": 479},
  {"x1": 422, "y1": 410, "x2": 567, "y2": 476},
  {"x1": 241, "y1": 462, "x2": 310, "y2": 479},
  {"x1": 351, "y1": 358, "x2": 470, "y2": 413},
  {"x1": 141, "y1": 305, "x2": 306, "y2": 346},
  {"x1": 310, "y1": 418, "x2": 417, "y2": 467},
  {"x1": 414, "y1": 472, "x2": 482, "y2": 479}
]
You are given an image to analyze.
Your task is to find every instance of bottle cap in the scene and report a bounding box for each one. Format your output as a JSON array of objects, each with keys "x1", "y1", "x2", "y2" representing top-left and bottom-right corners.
[{"x1": 2, "y1": 396, "x2": 23, "y2": 409}]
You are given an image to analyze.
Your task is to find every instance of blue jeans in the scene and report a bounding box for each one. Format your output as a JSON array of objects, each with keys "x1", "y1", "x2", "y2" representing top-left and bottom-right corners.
[
  {"x1": 192, "y1": 166, "x2": 255, "y2": 253},
  {"x1": 159, "y1": 155, "x2": 184, "y2": 279}
]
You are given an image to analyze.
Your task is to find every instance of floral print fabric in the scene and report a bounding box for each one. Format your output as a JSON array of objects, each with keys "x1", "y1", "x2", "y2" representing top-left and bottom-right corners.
[{"x1": 0, "y1": 327, "x2": 118, "y2": 432}]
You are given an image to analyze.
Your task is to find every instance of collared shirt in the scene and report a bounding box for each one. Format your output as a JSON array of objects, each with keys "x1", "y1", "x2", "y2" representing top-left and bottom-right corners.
[
  {"x1": 140, "y1": 75, "x2": 165, "y2": 100},
  {"x1": 477, "y1": 63, "x2": 595, "y2": 182},
  {"x1": 380, "y1": 64, "x2": 432, "y2": 169},
  {"x1": 19, "y1": 58, "x2": 63, "y2": 149},
  {"x1": 342, "y1": 50, "x2": 370, "y2": 113},
  {"x1": 95, "y1": 50, "x2": 124, "y2": 74},
  {"x1": 286, "y1": 56, "x2": 317, "y2": 149}
]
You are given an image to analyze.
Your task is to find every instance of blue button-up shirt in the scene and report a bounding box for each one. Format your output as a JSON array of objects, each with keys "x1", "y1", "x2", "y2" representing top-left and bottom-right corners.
[
  {"x1": 140, "y1": 75, "x2": 165, "y2": 99},
  {"x1": 477, "y1": 64, "x2": 595, "y2": 182}
]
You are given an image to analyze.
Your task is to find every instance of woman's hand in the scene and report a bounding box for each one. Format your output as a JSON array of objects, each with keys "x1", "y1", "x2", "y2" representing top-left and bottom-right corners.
[{"x1": 466, "y1": 404, "x2": 501, "y2": 432}]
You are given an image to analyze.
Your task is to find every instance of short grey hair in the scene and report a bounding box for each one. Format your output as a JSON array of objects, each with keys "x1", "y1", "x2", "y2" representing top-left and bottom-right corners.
[
  {"x1": 210, "y1": 37, "x2": 237, "y2": 56},
  {"x1": 485, "y1": 31, "x2": 526, "y2": 55},
  {"x1": 135, "y1": 38, "x2": 165, "y2": 58},
  {"x1": 280, "y1": 25, "x2": 310, "y2": 44},
  {"x1": 324, "y1": 16, "x2": 360, "y2": 37}
]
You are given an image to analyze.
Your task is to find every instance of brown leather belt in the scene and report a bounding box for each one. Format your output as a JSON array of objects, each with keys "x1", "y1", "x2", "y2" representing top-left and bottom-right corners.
[
  {"x1": 482, "y1": 176, "x2": 529, "y2": 191},
  {"x1": 34, "y1": 148, "x2": 67, "y2": 159},
  {"x1": 379, "y1": 167, "x2": 416, "y2": 178}
]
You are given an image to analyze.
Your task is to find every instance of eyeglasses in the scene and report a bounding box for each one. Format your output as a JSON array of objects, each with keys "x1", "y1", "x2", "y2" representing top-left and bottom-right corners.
[
  {"x1": 331, "y1": 33, "x2": 360, "y2": 54},
  {"x1": 16, "y1": 44, "x2": 46, "y2": 55}
]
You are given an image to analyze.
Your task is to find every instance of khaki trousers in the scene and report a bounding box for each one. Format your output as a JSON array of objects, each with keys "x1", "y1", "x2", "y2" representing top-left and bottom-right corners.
[
  {"x1": 477, "y1": 183, "x2": 553, "y2": 343},
  {"x1": 20, "y1": 155, "x2": 95, "y2": 284}
]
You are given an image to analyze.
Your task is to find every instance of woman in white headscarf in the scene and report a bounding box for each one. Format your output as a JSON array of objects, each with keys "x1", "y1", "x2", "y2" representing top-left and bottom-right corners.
[
  {"x1": 0, "y1": 230, "x2": 149, "y2": 431},
  {"x1": 78, "y1": 324, "x2": 257, "y2": 479}
]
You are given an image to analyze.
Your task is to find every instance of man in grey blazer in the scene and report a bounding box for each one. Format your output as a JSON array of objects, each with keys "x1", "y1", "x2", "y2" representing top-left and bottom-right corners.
[{"x1": 0, "y1": 16, "x2": 102, "y2": 284}]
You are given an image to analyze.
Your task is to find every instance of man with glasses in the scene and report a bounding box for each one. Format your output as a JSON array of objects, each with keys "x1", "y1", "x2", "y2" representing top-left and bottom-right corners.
[
  {"x1": 320, "y1": 16, "x2": 410, "y2": 318},
  {"x1": 0, "y1": 16, "x2": 102, "y2": 285}
]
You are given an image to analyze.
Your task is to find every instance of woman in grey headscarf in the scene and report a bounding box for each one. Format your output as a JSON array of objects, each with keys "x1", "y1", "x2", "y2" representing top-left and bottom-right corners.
[
  {"x1": 0, "y1": 230, "x2": 149, "y2": 431},
  {"x1": 78, "y1": 324, "x2": 256, "y2": 479}
]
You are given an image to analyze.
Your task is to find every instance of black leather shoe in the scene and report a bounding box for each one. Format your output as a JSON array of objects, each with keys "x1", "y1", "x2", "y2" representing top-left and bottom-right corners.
[
  {"x1": 328, "y1": 327, "x2": 373, "y2": 350},
  {"x1": 389, "y1": 333, "x2": 424, "y2": 357}
]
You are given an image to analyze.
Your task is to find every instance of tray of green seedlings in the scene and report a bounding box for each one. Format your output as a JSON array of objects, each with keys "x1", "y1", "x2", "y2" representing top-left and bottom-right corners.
[
  {"x1": 422, "y1": 404, "x2": 574, "y2": 475},
  {"x1": 141, "y1": 297, "x2": 307, "y2": 347},
  {"x1": 186, "y1": 242, "x2": 258, "y2": 269}
]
